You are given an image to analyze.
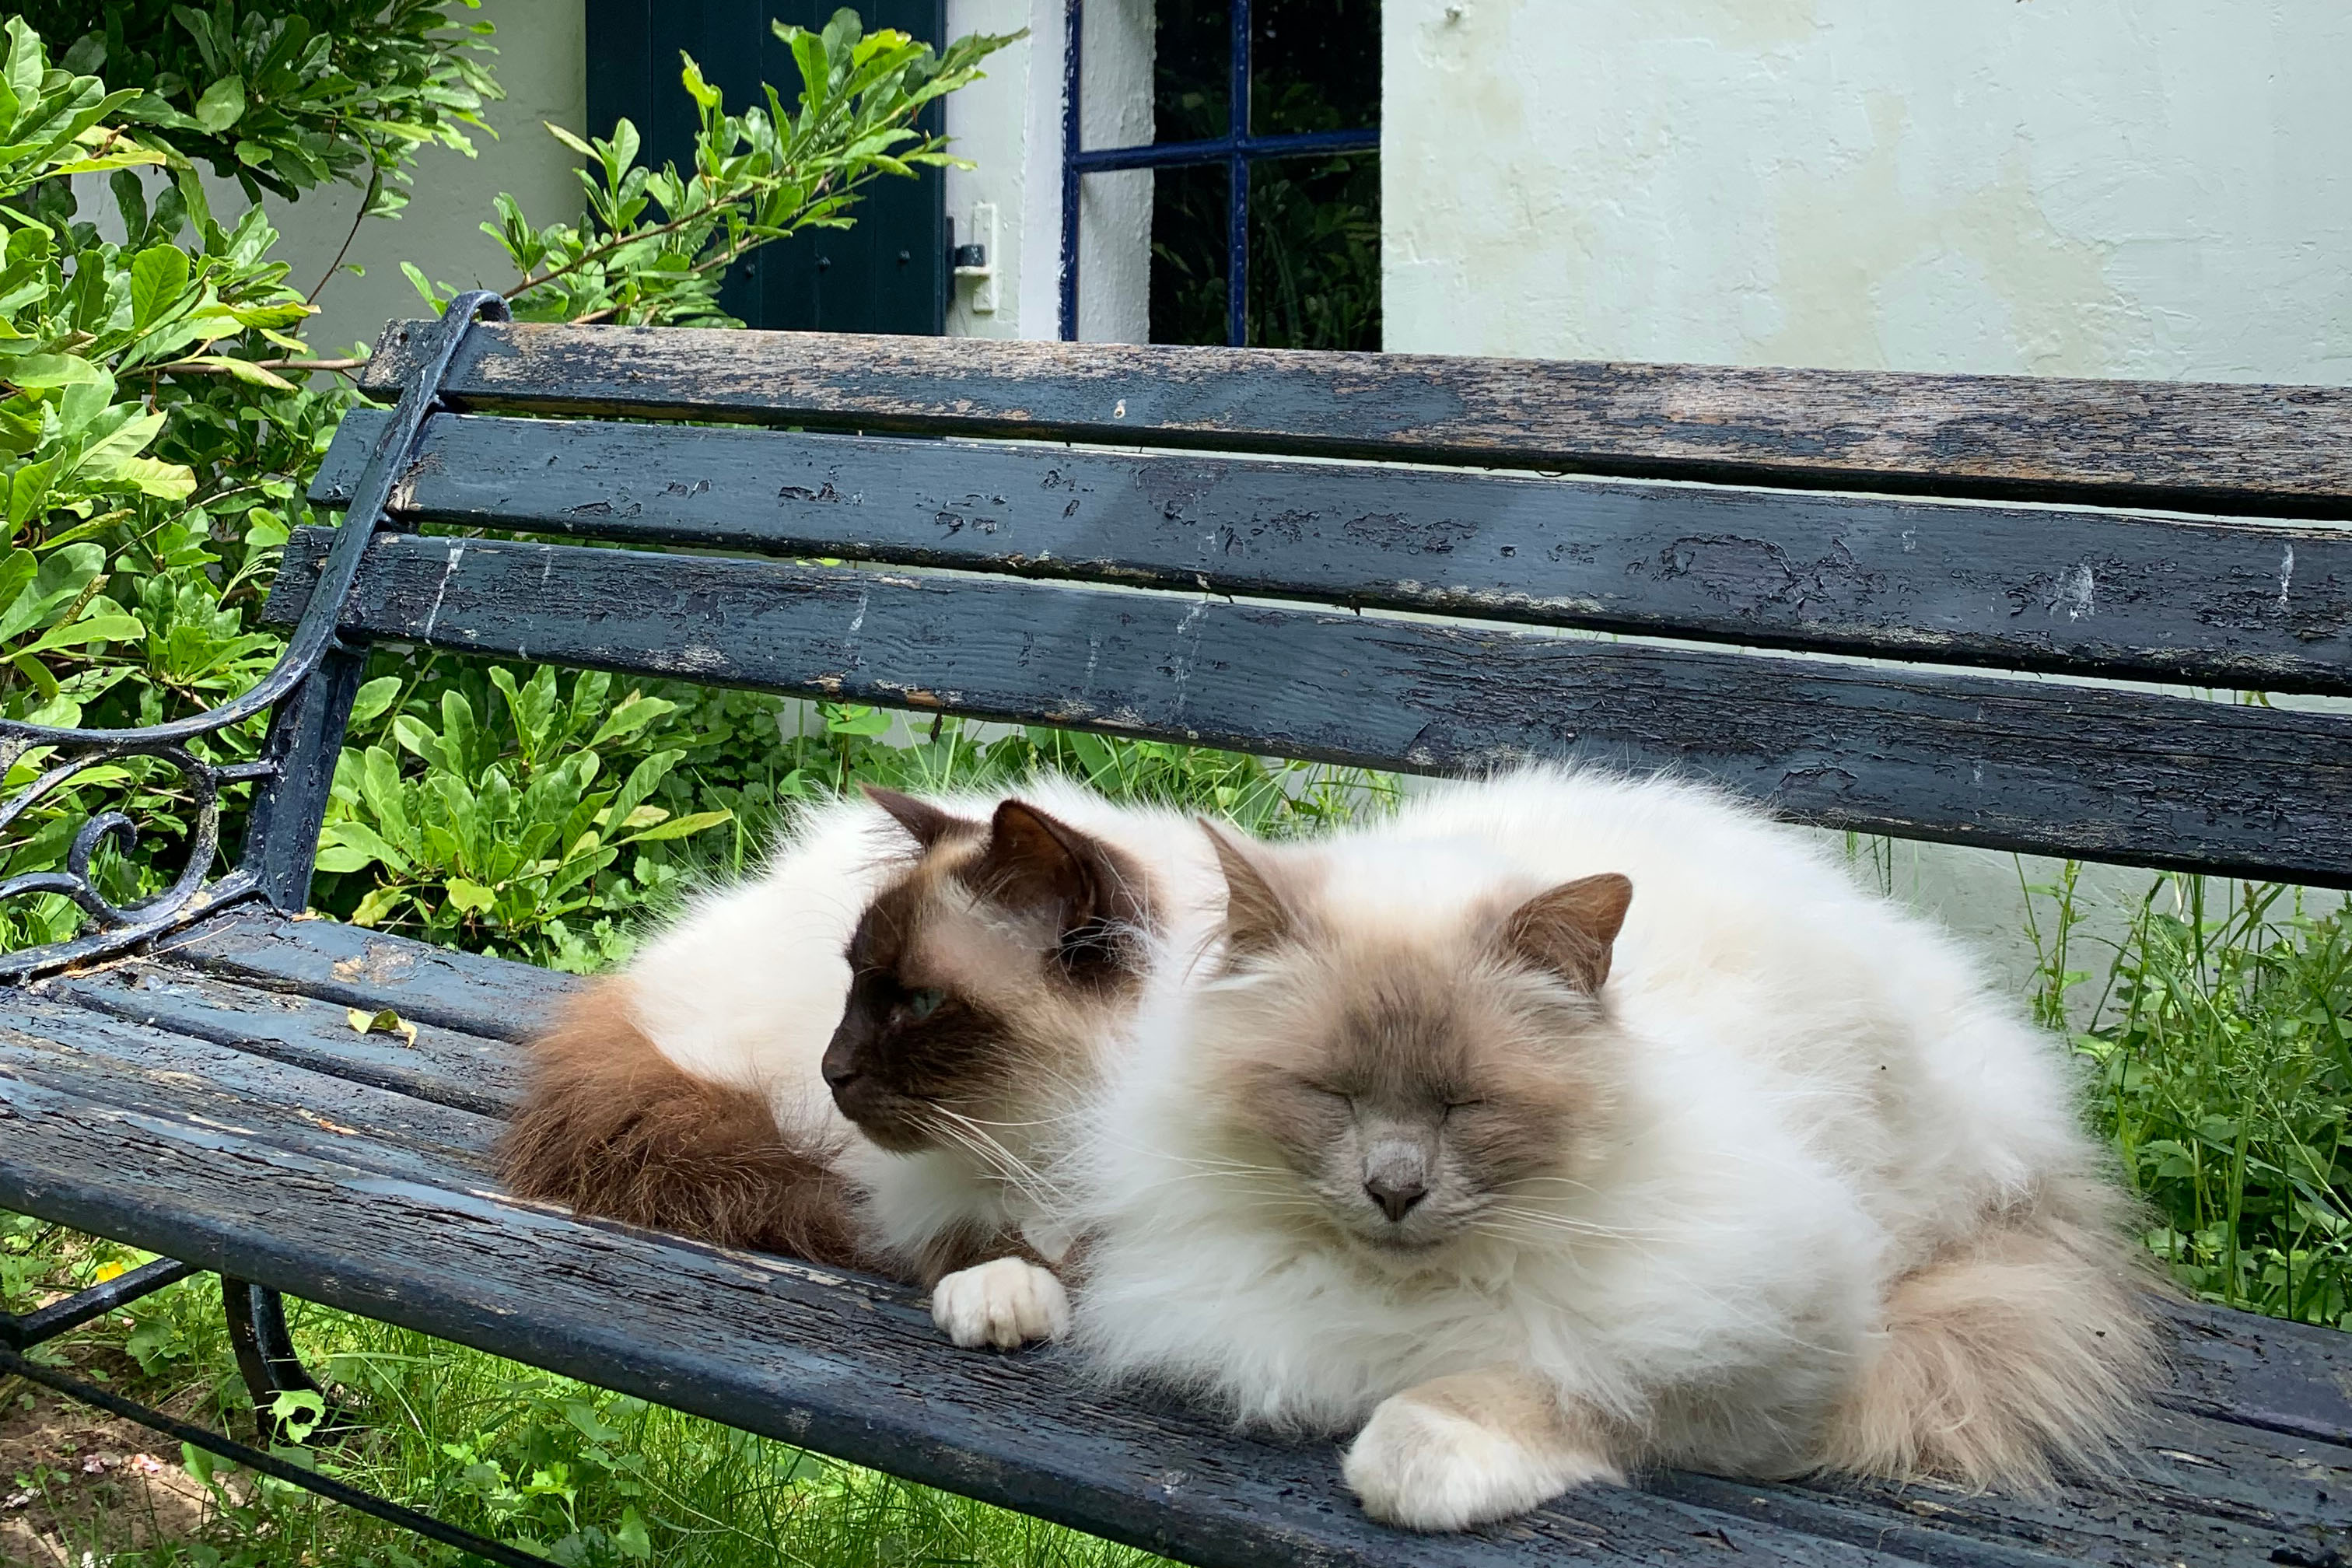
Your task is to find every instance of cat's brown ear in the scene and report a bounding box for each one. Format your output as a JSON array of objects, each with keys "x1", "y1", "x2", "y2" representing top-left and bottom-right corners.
[
  {"x1": 1199, "y1": 819, "x2": 1294, "y2": 957},
  {"x1": 966, "y1": 800, "x2": 1146, "y2": 975},
  {"x1": 1501, "y1": 873, "x2": 1633, "y2": 994},
  {"x1": 863, "y1": 785, "x2": 979, "y2": 849}
]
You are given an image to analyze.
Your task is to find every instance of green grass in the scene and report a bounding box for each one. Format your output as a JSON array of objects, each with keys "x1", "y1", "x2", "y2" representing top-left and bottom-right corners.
[{"x1": 2025, "y1": 864, "x2": 2352, "y2": 1327}]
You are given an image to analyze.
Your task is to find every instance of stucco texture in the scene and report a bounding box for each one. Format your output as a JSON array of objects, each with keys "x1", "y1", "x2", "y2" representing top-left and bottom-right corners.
[{"x1": 1382, "y1": 0, "x2": 2352, "y2": 382}]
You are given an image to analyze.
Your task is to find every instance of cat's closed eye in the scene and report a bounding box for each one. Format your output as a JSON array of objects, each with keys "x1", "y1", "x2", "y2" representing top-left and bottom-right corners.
[{"x1": 897, "y1": 987, "x2": 946, "y2": 1023}]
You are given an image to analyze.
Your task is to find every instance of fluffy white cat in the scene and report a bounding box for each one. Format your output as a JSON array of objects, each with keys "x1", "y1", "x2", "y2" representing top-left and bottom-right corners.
[{"x1": 1067, "y1": 766, "x2": 2153, "y2": 1531}]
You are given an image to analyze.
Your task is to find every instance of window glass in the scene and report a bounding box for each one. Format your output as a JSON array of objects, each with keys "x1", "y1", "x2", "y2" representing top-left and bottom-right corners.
[
  {"x1": 1251, "y1": 0, "x2": 1378, "y2": 137},
  {"x1": 1248, "y1": 152, "x2": 1378, "y2": 349}
]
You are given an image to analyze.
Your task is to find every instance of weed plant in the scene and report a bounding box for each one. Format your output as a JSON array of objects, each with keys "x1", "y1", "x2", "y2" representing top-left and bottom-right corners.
[{"x1": 2025, "y1": 864, "x2": 2352, "y2": 1327}]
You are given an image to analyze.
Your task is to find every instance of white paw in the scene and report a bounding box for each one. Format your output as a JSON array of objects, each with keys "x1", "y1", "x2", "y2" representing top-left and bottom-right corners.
[
  {"x1": 930, "y1": 1257, "x2": 1070, "y2": 1350},
  {"x1": 1342, "y1": 1391, "x2": 1622, "y2": 1531}
]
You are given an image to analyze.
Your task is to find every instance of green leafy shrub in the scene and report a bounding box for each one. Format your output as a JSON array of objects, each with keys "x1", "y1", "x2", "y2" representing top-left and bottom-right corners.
[
  {"x1": 0, "y1": 9, "x2": 1017, "y2": 961},
  {"x1": 16, "y1": 0, "x2": 497, "y2": 209}
]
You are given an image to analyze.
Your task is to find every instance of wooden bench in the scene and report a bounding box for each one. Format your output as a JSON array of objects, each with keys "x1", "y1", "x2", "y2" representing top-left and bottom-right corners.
[{"x1": 4, "y1": 292, "x2": 2351, "y2": 1567}]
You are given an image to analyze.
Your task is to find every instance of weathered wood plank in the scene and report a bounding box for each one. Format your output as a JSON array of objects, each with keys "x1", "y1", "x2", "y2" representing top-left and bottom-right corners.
[
  {"x1": 0, "y1": 1073, "x2": 1919, "y2": 1568},
  {"x1": 356, "y1": 320, "x2": 2352, "y2": 516},
  {"x1": 313, "y1": 410, "x2": 2352, "y2": 695},
  {"x1": 151, "y1": 911, "x2": 578, "y2": 1044},
  {"x1": 44, "y1": 962, "x2": 524, "y2": 1118},
  {"x1": 266, "y1": 530, "x2": 2352, "y2": 887},
  {"x1": 0, "y1": 998, "x2": 500, "y2": 1181},
  {"x1": 1661, "y1": 1406, "x2": 2352, "y2": 1566},
  {"x1": 2154, "y1": 1297, "x2": 2352, "y2": 1448}
]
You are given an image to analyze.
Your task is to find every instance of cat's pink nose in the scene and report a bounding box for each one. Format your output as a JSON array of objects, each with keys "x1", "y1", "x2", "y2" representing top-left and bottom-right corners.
[{"x1": 1364, "y1": 1174, "x2": 1427, "y2": 1223}]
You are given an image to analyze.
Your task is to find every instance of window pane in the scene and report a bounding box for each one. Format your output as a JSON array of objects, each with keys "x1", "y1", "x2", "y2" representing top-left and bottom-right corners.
[
  {"x1": 1251, "y1": 0, "x2": 1381, "y2": 137},
  {"x1": 1156, "y1": 0, "x2": 1231, "y2": 142},
  {"x1": 1150, "y1": 163, "x2": 1232, "y2": 346},
  {"x1": 1248, "y1": 152, "x2": 1381, "y2": 350}
]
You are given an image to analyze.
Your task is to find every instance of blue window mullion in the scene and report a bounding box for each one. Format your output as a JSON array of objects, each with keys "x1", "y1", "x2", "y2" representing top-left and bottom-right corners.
[
  {"x1": 1059, "y1": 0, "x2": 1084, "y2": 340},
  {"x1": 1070, "y1": 127, "x2": 1380, "y2": 173}
]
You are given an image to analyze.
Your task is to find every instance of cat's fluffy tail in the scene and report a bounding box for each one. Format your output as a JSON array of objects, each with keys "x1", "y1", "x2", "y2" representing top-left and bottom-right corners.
[
  {"x1": 1815, "y1": 1179, "x2": 2160, "y2": 1490},
  {"x1": 500, "y1": 979, "x2": 870, "y2": 1267}
]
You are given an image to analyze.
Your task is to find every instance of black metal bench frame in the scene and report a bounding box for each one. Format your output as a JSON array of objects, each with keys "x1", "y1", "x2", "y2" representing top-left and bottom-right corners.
[{"x1": 3, "y1": 292, "x2": 2351, "y2": 1567}]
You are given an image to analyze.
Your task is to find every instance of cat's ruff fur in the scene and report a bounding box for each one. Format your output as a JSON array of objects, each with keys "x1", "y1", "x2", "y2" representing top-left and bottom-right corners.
[{"x1": 1069, "y1": 767, "x2": 2154, "y2": 1521}]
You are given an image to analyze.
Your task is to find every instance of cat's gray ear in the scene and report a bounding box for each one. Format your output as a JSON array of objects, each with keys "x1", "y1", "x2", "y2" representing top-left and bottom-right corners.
[
  {"x1": 969, "y1": 800, "x2": 1146, "y2": 973},
  {"x1": 863, "y1": 785, "x2": 979, "y2": 849},
  {"x1": 1199, "y1": 819, "x2": 1294, "y2": 956},
  {"x1": 1501, "y1": 873, "x2": 1633, "y2": 994}
]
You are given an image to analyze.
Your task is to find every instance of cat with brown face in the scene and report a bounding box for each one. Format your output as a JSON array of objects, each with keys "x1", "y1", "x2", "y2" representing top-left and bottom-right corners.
[
  {"x1": 821, "y1": 782, "x2": 1228, "y2": 1349},
  {"x1": 501, "y1": 775, "x2": 1223, "y2": 1354}
]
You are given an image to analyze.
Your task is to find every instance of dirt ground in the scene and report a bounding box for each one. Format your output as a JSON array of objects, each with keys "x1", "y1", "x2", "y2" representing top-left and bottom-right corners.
[{"x1": 0, "y1": 1349, "x2": 229, "y2": 1567}]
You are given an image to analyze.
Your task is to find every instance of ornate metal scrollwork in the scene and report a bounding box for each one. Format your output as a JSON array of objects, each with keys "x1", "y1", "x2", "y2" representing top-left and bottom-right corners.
[{"x1": 0, "y1": 291, "x2": 512, "y2": 982}]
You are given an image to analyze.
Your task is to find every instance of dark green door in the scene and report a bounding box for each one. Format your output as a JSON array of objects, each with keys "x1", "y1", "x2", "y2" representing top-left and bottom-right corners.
[{"x1": 585, "y1": 0, "x2": 949, "y2": 334}]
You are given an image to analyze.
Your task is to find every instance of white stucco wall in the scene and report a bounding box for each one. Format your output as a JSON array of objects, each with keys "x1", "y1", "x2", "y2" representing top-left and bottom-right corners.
[{"x1": 1383, "y1": 1, "x2": 2352, "y2": 382}]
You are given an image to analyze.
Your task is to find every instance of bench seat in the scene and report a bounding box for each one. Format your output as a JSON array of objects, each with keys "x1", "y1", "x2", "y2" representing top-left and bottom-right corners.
[{"x1": 3, "y1": 908, "x2": 2347, "y2": 1568}]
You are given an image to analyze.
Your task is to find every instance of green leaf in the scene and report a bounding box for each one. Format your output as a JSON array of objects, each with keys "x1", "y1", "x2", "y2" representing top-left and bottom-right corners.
[
  {"x1": 319, "y1": 821, "x2": 411, "y2": 876},
  {"x1": 445, "y1": 879, "x2": 497, "y2": 915},
  {"x1": 3, "y1": 353, "x2": 106, "y2": 388},
  {"x1": 19, "y1": 613, "x2": 144, "y2": 653},
  {"x1": 0, "y1": 549, "x2": 34, "y2": 624},
  {"x1": 267, "y1": 1388, "x2": 327, "y2": 1444},
  {"x1": 678, "y1": 52, "x2": 724, "y2": 111},
  {"x1": 175, "y1": 354, "x2": 297, "y2": 390},
  {"x1": 390, "y1": 713, "x2": 447, "y2": 769},
  {"x1": 192, "y1": 76, "x2": 247, "y2": 134},
  {"x1": 345, "y1": 1007, "x2": 418, "y2": 1046},
  {"x1": 399, "y1": 261, "x2": 443, "y2": 310},
  {"x1": 586, "y1": 691, "x2": 675, "y2": 748},
  {"x1": 615, "y1": 1505, "x2": 653, "y2": 1559},
  {"x1": 544, "y1": 122, "x2": 597, "y2": 159},
  {"x1": 348, "y1": 675, "x2": 402, "y2": 728},
  {"x1": 350, "y1": 886, "x2": 406, "y2": 928},
  {"x1": 130, "y1": 245, "x2": 191, "y2": 329},
  {"x1": 618, "y1": 808, "x2": 733, "y2": 845}
]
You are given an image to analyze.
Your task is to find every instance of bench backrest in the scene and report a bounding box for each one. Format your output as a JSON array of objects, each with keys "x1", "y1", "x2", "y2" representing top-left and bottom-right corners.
[{"x1": 282, "y1": 319, "x2": 2352, "y2": 890}]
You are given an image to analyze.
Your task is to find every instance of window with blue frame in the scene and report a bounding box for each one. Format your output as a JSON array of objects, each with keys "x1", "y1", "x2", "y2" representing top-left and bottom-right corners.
[{"x1": 1062, "y1": 0, "x2": 1380, "y2": 348}]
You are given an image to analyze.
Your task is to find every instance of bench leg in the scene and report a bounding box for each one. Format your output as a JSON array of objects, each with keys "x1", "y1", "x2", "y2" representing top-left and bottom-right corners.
[{"x1": 222, "y1": 1277, "x2": 356, "y2": 1444}]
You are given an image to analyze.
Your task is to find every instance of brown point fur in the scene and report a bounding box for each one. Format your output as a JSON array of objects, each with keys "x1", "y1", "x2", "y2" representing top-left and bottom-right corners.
[
  {"x1": 1815, "y1": 1178, "x2": 2161, "y2": 1490},
  {"x1": 500, "y1": 979, "x2": 877, "y2": 1270}
]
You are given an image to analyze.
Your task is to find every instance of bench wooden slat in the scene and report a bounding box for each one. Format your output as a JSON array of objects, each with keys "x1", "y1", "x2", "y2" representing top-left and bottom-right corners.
[
  {"x1": 314, "y1": 409, "x2": 2352, "y2": 695},
  {"x1": 152, "y1": 910, "x2": 578, "y2": 1044},
  {"x1": 355, "y1": 320, "x2": 2352, "y2": 516},
  {"x1": 0, "y1": 1065, "x2": 1925, "y2": 1568},
  {"x1": 0, "y1": 999, "x2": 499, "y2": 1181},
  {"x1": 46, "y1": 962, "x2": 523, "y2": 1118},
  {"x1": 264, "y1": 529, "x2": 2352, "y2": 888},
  {"x1": 2156, "y1": 1300, "x2": 2352, "y2": 1449}
]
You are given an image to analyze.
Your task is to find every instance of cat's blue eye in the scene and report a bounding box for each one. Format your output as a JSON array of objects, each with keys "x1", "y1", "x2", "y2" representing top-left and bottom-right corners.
[{"x1": 901, "y1": 988, "x2": 945, "y2": 1021}]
